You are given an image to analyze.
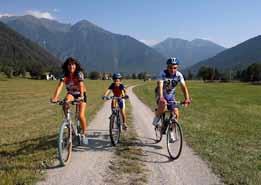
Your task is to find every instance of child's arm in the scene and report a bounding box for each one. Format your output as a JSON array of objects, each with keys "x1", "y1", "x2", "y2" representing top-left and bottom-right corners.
[
  {"x1": 103, "y1": 89, "x2": 111, "y2": 97},
  {"x1": 121, "y1": 85, "x2": 128, "y2": 98}
]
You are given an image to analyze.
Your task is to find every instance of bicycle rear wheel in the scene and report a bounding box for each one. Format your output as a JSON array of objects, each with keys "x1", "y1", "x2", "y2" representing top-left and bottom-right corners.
[
  {"x1": 109, "y1": 114, "x2": 121, "y2": 146},
  {"x1": 58, "y1": 121, "x2": 72, "y2": 166},
  {"x1": 166, "y1": 121, "x2": 183, "y2": 160}
]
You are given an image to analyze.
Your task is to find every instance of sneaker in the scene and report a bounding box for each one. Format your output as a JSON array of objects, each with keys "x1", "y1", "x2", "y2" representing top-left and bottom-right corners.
[
  {"x1": 169, "y1": 131, "x2": 176, "y2": 143},
  {"x1": 152, "y1": 116, "x2": 160, "y2": 126},
  {"x1": 122, "y1": 124, "x2": 128, "y2": 131},
  {"x1": 81, "y1": 134, "x2": 88, "y2": 145}
]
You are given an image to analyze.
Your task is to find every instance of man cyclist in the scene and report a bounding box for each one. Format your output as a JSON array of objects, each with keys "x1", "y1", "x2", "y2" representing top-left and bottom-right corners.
[{"x1": 152, "y1": 57, "x2": 191, "y2": 126}]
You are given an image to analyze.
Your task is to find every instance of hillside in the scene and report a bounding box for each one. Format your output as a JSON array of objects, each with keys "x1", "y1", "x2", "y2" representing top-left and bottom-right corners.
[
  {"x1": 188, "y1": 35, "x2": 261, "y2": 73},
  {"x1": 0, "y1": 21, "x2": 61, "y2": 74},
  {"x1": 153, "y1": 38, "x2": 225, "y2": 68}
]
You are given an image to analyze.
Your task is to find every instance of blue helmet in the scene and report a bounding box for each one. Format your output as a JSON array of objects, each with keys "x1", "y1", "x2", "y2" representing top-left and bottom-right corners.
[
  {"x1": 166, "y1": 57, "x2": 180, "y2": 65},
  {"x1": 112, "y1": 73, "x2": 122, "y2": 79}
]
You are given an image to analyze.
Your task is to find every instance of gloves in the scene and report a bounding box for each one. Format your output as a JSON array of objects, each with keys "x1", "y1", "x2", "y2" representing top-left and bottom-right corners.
[{"x1": 102, "y1": 96, "x2": 109, "y2": 100}]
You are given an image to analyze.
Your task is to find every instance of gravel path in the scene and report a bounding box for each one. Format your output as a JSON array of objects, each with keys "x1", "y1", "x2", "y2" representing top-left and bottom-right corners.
[
  {"x1": 128, "y1": 86, "x2": 223, "y2": 185},
  {"x1": 38, "y1": 86, "x2": 223, "y2": 185}
]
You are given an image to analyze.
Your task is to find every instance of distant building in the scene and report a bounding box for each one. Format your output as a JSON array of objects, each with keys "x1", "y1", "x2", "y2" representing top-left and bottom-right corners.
[
  {"x1": 43, "y1": 72, "x2": 57, "y2": 80},
  {"x1": 101, "y1": 72, "x2": 112, "y2": 80}
]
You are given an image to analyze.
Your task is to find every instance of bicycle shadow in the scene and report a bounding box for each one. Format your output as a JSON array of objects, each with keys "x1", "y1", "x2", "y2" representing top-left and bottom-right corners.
[
  {"x1": 131, "y1": 137, "x2": 174, "y2": 163},
  {"x1": 72, "y1": 129, "x2": 113, "y2": 152},
  {"x1": 47, "y1": 129, "x2": 114, "y2": 169}
]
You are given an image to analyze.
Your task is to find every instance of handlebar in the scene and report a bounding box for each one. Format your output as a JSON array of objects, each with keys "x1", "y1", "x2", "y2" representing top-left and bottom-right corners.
[
  {"x1": 103, "y1": 95, "x2": 129, "y2": 100},
  {"x1": 166, "y1": 98, "x2": 192, "y2": 107},
  {"x1": 50, "y1": 99, "x2": 83, "y2": 105}
]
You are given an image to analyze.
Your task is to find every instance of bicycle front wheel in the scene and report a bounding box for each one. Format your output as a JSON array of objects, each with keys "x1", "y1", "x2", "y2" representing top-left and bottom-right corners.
[
  {"x1": 166, "y1": 122, "x2": 183, "y2": 160},
  {"x1": 58, "y1": 121, "x2": 72, "y2": 166},
  {"x1": 109, "y1": 114, "x2": 121, "y2": 146}
]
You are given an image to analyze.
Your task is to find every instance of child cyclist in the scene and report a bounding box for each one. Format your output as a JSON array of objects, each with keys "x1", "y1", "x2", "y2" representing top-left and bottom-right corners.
[
  {"x1": 51, "y1": 57, "x2": 88, "y2": 144},
  {"x1": 102, "y1": 73, "x2": 129, "y2": 130}
]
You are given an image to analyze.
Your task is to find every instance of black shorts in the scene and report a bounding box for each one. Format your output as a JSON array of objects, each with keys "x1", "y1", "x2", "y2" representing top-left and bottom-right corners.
[{"x1": 69, "y1": 92, "x2": 87, "y2": 103}]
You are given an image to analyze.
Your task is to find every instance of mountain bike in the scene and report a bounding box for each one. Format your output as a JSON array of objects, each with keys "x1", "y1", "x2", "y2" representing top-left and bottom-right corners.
[
  {"x1": 154, "y1": 101, "x2": 185, "y2": 160},
  {"x1": 104, "y1": 96, "x2": 128, "y2": 146},
  {"x1": 51, "y1": 99, "x2": 83, "y2": 166}
]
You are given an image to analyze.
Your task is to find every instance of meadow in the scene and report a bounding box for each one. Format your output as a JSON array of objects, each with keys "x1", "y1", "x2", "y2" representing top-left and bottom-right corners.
[{"x1": 133, "y1": 81, "x2": 261, "y2": 185}]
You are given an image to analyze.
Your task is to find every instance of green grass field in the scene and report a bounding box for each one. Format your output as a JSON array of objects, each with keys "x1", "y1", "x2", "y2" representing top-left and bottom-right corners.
[
  {"x1": 0, "y1": 78, "x2": 127, "y2": 185},
  {"x1": 133, "y1": 81, "x2": 261, "y2": 185}
]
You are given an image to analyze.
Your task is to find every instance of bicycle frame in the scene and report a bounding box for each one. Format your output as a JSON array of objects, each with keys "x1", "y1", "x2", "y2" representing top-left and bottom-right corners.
[{"x1": 63, "y1": 102, "x2": 81, "y2": 137}]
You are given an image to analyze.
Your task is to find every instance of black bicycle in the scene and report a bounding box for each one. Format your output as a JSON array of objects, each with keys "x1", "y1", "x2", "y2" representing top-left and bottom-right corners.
[
  {"x1": 51, "y1": 99, "x2": 83, "y2": 166},
  {"x1": 155, "y1": 101, "x2": 184, "y2": 160},
  {"x1": 104, "y1": 96, "x2": 128, "y2": 146}
]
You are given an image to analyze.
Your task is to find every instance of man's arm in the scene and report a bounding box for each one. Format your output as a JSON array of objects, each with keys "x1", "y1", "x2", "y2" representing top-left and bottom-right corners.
[
  {"x1": 180, "y1": 83, "x2": 191, "y2": 106},
  {"x1": 157, "y1": 80, "x2": 164, "y2": 98}
]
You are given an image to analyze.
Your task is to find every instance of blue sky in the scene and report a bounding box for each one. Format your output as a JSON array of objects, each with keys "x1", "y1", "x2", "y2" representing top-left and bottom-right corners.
[{"x1": 0, "y1": 0, "x2": 260, "y2": 48}]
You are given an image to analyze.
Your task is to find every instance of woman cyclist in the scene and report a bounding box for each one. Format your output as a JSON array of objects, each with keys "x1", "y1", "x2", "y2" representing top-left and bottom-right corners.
[{"x1": 51, "y1": 57, "x2": 88, "y2": 143}]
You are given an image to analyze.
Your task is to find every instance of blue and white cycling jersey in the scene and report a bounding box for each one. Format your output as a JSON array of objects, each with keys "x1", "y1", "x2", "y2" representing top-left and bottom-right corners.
[{"x1": 158, "y1": 70, "x2": 185, "y2": 100}]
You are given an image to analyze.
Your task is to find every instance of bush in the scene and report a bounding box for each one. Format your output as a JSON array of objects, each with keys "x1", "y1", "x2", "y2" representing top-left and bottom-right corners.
[{"x1": 89, "y1": 71, "x2": 100, "y2": 80}]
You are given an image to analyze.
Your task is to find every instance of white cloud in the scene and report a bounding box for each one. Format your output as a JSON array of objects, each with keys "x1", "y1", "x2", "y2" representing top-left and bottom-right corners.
[
  {"x1": 0, "y1": 13, "x2": 15, "y2": 18},
  {"x1": 139, "y1": 39, "x2": 160, "y2": 46},
  {"x1": 26, "y1": 10, "x2": 55, "y2": 20}
]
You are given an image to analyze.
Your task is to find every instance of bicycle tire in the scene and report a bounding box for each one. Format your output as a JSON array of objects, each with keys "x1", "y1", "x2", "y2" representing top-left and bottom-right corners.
[
  {"x1": 109, "y1": 114, "x2": 121, "y2": 146},
  {"x1": 76, "y1": 120, "x2": 81, "y2": 145},
  {"x1": 155, "y1": 117, "x2": 164, "y2": 143},
  {"x1": 58, "y1": 121, "x2": 72, "y2": 166},
  {"x1": 166, "y1": 121, "x2": 183, "y2": 160}
]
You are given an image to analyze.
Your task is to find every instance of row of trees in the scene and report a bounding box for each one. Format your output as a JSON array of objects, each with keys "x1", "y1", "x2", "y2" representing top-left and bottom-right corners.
[
  {"x1": 2, "y1": 60, "x2": 260, "y2": 82},
  {"x1": 88, "y1": 71, "x2": 151, "y2": 80},
  {"x1": 0, "y1": 62, "x2": 62, "y2": 79},
  {"x1": 196, "y1": 63, "x2": 261, "y2": 82},
  {"x1": 0, "y1": 63, "x2": 153, "y2": 81}
]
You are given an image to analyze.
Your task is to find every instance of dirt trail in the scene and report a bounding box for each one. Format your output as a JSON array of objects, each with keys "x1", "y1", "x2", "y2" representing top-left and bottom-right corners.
[
  {"x1": 128, "y1": 86, "x2": 223, "y2": 185},
  {"x1": 38, "y1": 86, "x2": 222, "y2": 185}
]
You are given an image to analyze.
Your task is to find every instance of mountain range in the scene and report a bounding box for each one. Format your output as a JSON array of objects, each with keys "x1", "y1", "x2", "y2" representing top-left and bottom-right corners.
[
  {"x1": 188, "y1": 35, "x2": 261, "y2": 73},
  {"x1": 0, "y1": 15, "x2": 166, "y2": 74},
  {"x1": 1, "y1": 15, "x2": 228, "y2": 74},
  {"x1": 153, "y1": 38, "x2": 225, "y2": 69},
  {"x1": 2, "y1": 15, "x2": 259, "y2": 75}
]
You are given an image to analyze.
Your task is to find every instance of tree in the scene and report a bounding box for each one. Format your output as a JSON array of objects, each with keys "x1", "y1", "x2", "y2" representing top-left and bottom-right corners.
[
  {"x1": 197, "y1": 66, "x2": 221, "y2": 81},
  {"x1": 30, "y1": 64, "x2": 45, "y2": 79},
  {"x1": 241, "y1": 63, "x2": 261, "y2": 81},
  {"x1": 89, "y1": 71, "x2": 100, "y2": 80},
  {"x1": 2, "y1": 65, "x2": 13, "y2": 78},
  {"x1": 138, "y1": 72, "x2": 145, "y2": 79},
  {"x1": 132, "y1": 73, "x2": 137, "y2": 79},
  {"x1": 187, "y1": 70, "x2": 193, "y2": 80}
]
